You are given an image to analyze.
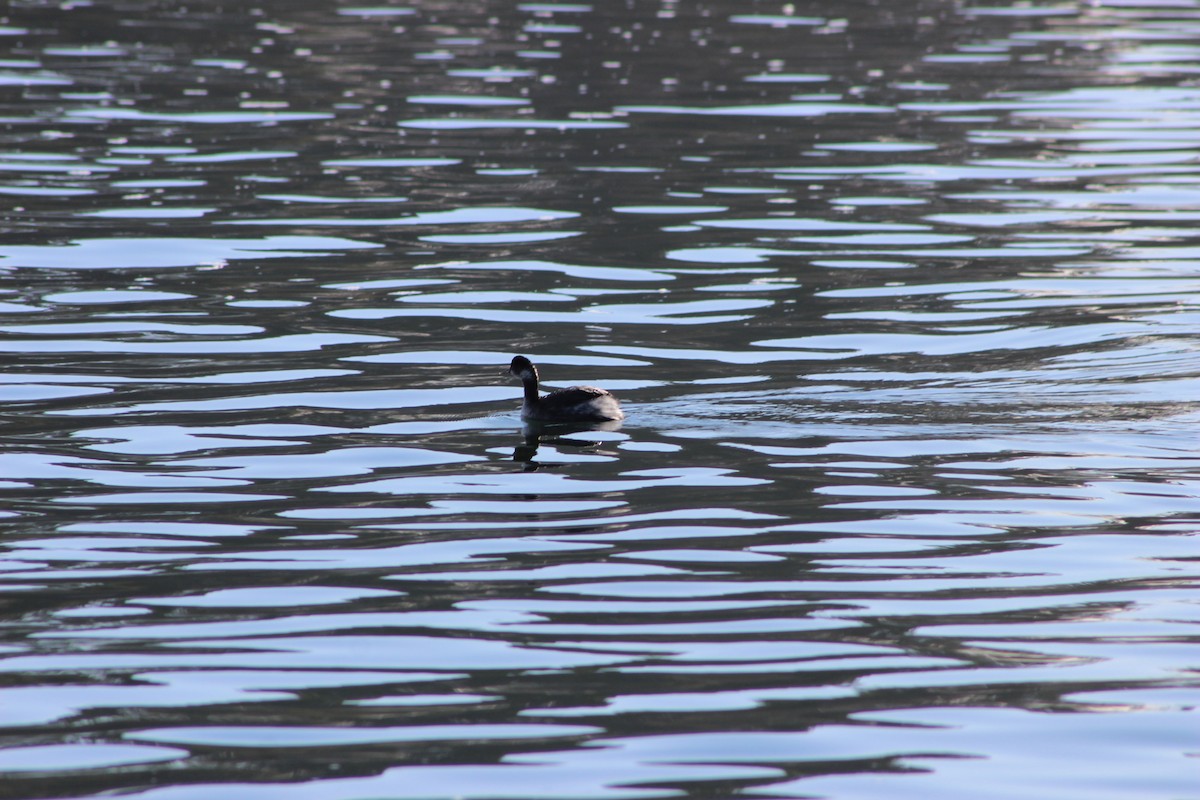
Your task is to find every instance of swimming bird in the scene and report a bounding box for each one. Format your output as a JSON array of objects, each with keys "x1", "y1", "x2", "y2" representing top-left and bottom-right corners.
[{"x1": 506, "y1": 355, "x2": 624, "y2": 422}]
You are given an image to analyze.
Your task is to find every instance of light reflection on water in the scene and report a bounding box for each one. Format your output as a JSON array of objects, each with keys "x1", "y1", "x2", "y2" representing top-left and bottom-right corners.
[{"x1": 1, "y1": 2, "x2": 1198, "y2": 800}]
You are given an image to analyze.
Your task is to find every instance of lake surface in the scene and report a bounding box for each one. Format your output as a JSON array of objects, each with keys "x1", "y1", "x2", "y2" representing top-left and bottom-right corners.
[{"x1": 1, "y1": 2, "x2": 1197, "y2": 798}]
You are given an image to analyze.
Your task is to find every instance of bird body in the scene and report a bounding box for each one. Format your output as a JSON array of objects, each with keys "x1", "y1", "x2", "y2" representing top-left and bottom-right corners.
[{"x1": 507, "y1": 355, "x2": 624, "y2": 422}]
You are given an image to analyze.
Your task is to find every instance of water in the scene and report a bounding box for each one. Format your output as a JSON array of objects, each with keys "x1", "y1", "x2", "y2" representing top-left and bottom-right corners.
[{"x1": 1, "y1": 2, "x2": 1197, "y2": 798}]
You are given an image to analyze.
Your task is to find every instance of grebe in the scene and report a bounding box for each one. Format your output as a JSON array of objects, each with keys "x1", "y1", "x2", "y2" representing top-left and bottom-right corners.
[{"x1": 506, "y1": 355, "x2": 624, "y2": 422}]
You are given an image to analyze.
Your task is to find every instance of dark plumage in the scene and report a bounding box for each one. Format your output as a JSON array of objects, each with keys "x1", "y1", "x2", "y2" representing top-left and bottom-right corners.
[{"x1": 506, "y1": 355, "x2": 624, "y2": 422}]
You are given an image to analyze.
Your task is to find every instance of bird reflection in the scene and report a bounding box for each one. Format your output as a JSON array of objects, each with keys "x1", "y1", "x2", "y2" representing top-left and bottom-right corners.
[{"x1": 513, "y1": 419, "x2": 623, "y2": 469}]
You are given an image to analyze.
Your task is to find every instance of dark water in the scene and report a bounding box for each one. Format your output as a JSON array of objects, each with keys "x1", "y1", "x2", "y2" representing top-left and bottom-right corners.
[{"x1": 1, "y1": 2, "x2": 1198, "y2": 798}]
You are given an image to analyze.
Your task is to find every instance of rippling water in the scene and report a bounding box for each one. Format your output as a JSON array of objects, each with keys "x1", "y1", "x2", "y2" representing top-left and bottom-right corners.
[{"x1": 2, "y1": 2, "x2": 1198, "y2": 799}]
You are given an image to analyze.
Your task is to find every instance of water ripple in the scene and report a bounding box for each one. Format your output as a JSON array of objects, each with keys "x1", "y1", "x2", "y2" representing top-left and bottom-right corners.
[{"x1": 2, "y1": 3, "x2": 1197, "y2": 800}]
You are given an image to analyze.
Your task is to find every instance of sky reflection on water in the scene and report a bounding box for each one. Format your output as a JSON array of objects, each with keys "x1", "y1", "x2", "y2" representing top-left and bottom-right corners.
[{"x1": 0, "y1": 2, "x2": 1198, "y2": 800}]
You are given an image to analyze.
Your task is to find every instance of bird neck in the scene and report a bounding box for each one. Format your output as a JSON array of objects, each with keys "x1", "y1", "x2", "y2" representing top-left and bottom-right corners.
[{"x1": 522, "y1": 368, "x2": 541, "y2": 404}]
